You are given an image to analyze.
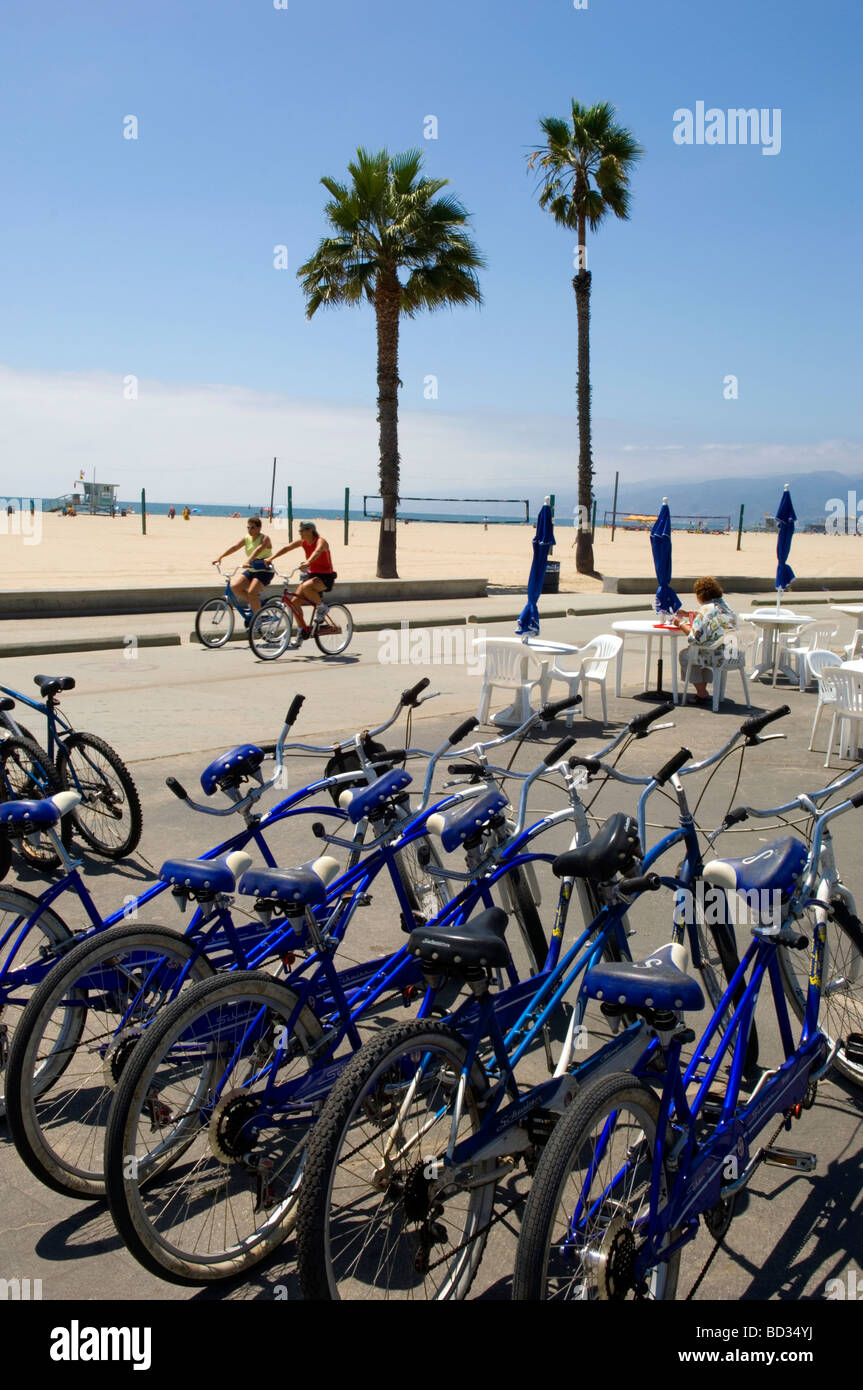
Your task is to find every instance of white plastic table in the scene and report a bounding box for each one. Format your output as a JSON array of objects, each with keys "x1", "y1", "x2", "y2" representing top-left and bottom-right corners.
[
  {"x1": 611, "y1": 620, "x2": 685, "y2": 703},
  {"x1": 487, "y1": 638, "x2": 582, "y2": 727},
  {"x1": 831, "y1": 604, "x2": 863, "y2": 618},
  {"x1": 739, "y1": 612, "x2": 806, "y2": 686}
]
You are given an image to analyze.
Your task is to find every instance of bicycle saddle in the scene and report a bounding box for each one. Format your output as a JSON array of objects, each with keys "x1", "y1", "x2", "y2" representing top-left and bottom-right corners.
[
  {"x1": 703, "y1": 837, "x2": 808, "y2": 898},
  {"x1": 0, "y1": 790, "x2": 81, "y2": 834},
  {"x1": 34, "y1": 674, "x2": 75, "y2": 698},
  {"x1": 426, "y1": 787, "x2": 508, "y2": 853},
  {"x1": 408, "y1": 906, "x2": 511, "y2": 972},
  {"x1": 238, "y1": 855, "x2": 341, "y2": 907},
  {"x1": 338, "y1": 768, "x2": 412, "y2": 824},
  {"x1": 583, "y1": 942, "x2": 705, "y2": 1013},
  {"x1": 200, "y1": 744, "x2": 265, "y2": 796},
  {"x1": 553, "y1": 812, "x2": 641, "y2": 882},
  {"x1": 160, "y1": 850, "x2": 253, "y2": 895}
]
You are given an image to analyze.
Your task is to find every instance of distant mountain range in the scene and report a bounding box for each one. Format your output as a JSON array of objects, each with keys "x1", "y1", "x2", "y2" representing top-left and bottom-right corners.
[{"x1": 552, "y1": 471, "x2": 862, "y2": 527}]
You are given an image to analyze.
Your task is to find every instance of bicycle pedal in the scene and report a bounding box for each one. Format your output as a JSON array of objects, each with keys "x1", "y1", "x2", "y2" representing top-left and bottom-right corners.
[
  {"x1": 845, "y1": 1033, "x2": 863, "y2": 1066},
  {"x1": 762, "y1": 1146, "x2": 816, "y2": 1173}
]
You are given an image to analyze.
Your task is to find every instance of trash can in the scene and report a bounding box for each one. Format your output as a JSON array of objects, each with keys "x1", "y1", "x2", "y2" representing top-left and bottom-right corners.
[{"x1": 542, "y1": 561, "x2": 560, "y2": 595}]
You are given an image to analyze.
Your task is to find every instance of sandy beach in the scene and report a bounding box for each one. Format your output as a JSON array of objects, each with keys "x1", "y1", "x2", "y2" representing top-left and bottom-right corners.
[{"x1": 1, "y1": 512, "x2": 861, "y2": 592}]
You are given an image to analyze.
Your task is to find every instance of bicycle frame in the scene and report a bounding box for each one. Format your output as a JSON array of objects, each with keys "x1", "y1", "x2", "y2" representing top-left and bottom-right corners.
[{"x1": 0, "y1": 684, "x2": 74, "y2": 765}]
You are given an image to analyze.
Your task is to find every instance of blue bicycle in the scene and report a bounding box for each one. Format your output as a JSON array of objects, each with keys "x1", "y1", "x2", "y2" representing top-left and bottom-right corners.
[
  {"x1": 513, "y1": 771, "x2": 863, "y2": 1300},
  {"x1": 0, "y1": 674, "x2": 141, "y2": 861},
  {"x1": 195, "y1": 562, "x2": 283, "y2": 648},
  {"x1": 293, "y1": 707, "x2": 792, "y2": 1298}
]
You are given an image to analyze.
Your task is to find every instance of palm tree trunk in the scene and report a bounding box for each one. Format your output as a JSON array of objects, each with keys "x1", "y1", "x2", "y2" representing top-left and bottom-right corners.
[
  {"x1": 572, "y1": 216, "x2": 595, "y2": 574},
  {"x1": 374, "y1": 273, "x2": 401, "y2": 579}
]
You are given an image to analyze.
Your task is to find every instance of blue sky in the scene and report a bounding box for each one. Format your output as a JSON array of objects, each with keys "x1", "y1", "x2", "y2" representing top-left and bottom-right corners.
[{"x1": 1, "y1": 0, "x2": 861, "y2": 504}]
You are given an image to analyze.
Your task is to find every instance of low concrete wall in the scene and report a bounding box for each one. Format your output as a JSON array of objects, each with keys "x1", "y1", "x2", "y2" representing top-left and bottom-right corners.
[
  {"x1": 0, "y1": 577, "x2": 488, "y2": 619},
  {"x1": 0, "y1": 633, "x2": 182, "y2": 658},
  {"x1": 602, "y1": 575, "x2": 863, "y2": 595}
]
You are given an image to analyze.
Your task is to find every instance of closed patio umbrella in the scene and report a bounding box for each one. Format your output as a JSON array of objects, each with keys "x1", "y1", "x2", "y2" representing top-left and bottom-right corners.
[
  {"x1": 643, "y1": 499, "x2": 681, "y2": 696},
  {"x1": 775, "y1": 483, "x2": 796, "y2": 607},
  {"x1": 516, "y1": 498, "x2": 555, "y2": 639}
]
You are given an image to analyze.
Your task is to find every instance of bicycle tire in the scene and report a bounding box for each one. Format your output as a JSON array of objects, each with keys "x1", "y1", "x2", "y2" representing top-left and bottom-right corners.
[
  {"x1": 195, "y1": 598, "x2": 235, "y2": 648},
  {"x1": 57, "y1": 731, "x2": 143, "y2": 859},
  {"x1": 248, "y1": 603, "x2": 293, "y2": 661},
  {"x1": 0, "y1": 887, "x2": 74, "y2": 1118},
  {"x1": 105, "y1": 970, "x2": 323, "y2": 1284},
  {"x1": 777, "y1": 887, "x2": 863, "y2": 1087},
  {"x1": 0, "y1": 735, "x2": 72, "y2": 869},
  {"x1": 391, "y1": 802, "x2": 449, "y2": 927},
  {"x1": 297, "y1": 1019, "x2": 494, "y2": 1301},
  {"x1": 513, "y1": 1071, "x2": 680, "y2": 1301},
  {"x1": 313, "y1": 604, "x2": 353, "y2": 657},
  {"x1": 5, "y1": 924, "x2": 216, "y2": 1199}
]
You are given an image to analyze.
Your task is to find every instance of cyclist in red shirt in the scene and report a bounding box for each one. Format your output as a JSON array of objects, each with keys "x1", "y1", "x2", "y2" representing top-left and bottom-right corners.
[{"x1": 272, "y1": 522, "x2": 337, "y2": 645}]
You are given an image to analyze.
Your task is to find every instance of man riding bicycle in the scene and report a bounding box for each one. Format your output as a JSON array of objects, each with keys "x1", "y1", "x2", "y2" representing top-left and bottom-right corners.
[
  {"x1": 272, "y1": 522, "x2": 337, "y2": 646},
  {"x1": 213, "y1": 516, "x2": 275, "y2": 622}
]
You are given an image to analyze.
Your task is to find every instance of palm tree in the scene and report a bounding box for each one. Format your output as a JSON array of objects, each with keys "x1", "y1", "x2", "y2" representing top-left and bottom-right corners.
[
  {"x1": 297, "y1": 148, "x2": 484, "y2": 578},
  {"x1": 528, "y1": 102, "x2": 643, "y2": 574}
]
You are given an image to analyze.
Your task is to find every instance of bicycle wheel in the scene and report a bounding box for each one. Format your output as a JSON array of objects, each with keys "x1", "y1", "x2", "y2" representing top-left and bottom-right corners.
[
  {"x1": 57, "y1": 732, "x2": 142, "y2": 859},
  {"x1": 0, "y1": 887, "x2": 73, "y2": 1117},
  {"x1": 391, "y1": 808, "x2": 449, "y2": 927},
  {"x1": 0, "y1": 736, "x2": 70, "y2": 869},
  {"x1": 513, "y1": 1071, "x2": 680, "y2": 1301},
  {"x1": 5, "y1": 924, "x2": 216, "y2": 1198},
  {"x1": 105, "y1": 971, "x2": 323, "y2": 1284},
  {"x1": 297, "y1": 1020, "x2": 495, "y2": 1301},
  {"x1": 248, "y1": 603, "x2": 293, "y2": 661},
  {"x1": 777, "y1": 890, "x2": 863, "y2": 1086},
  {"x1": 688, "y1": 882, "x2": 760, "y2": 1075},
  {"x1": 195, "y1": 598, "x2": 235, "y2": 648},
  {"x1": 314, "y1": 604, "x2": 353, "y2": 657}
]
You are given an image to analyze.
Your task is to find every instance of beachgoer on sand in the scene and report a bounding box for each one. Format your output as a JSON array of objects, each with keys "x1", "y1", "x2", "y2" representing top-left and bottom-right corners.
[
  {"x1": 673, "y1": 576, "x2": 738, "y2": 705},
  {"x1": 271, "y1": 521, "x2": 337, "y2": 648},
  {"x1": 182, "y1": 506, "x2": 190, "y2": 521},
  {"x1": 213, "y1": 516, "x2": 275, "y2": 623},
  {"x1": 168, "y1": 506, "x2": 176, "y2": 519}
]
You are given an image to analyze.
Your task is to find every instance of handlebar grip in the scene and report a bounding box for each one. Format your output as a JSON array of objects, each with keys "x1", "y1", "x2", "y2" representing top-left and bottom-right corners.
[
  {"x1": 401, "y1": 677, "x2": 430, "y2": 707},
  {"x1": 448, "y1": 762, "x2": 482, "y2": 776},
  {"x1": 448, "y1": 716, "x2": 479, "y2": 746},
  {"x1": 724, "y1": 806, "x2": 749, "y2": 826},
  {"x1": 166, "y1": 777, "x2": 188, "y2": 801},
  {"x1": 740, "y1": 705, "x2": 790, "y2": 739},
  {"x1": 544, "y1": 736, "x2": 577, "y2": 766},
  {"x1": 618, "y1": 873, "x2": 662, "y2": 896},
  {"x1": 628, "y1": 702, "x2": 674, "y2": 737},
  {"x1": 654, "y1": 747, "x2": 692, "y2": 785},
  {"x1": 539, "y1": 695, "x2": 582, "y2": 722},
  {"x1": 285, "y1": 694, "x2": 305, "y2": 728},
  {"x1": 311, "y1": 822, "x2": 326, "y2": 838},
  {"x1": 851, "y1": 791, "x2": 863, "y2": 810},
  {"x1": 370, "y1": 750, "x2": 406, "y2": 769},
  {"x1": 569, "y1": 755, "x2": 601, "y2": 775}
]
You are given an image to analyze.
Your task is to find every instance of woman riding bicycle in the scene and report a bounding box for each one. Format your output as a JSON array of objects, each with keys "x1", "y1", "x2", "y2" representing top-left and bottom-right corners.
[
  {"x1": 272, "y1": 522, "x2": 337, "y2": 646},
  {"x1": 213, "y1": 516, "x2": 275, "y2": 621}
]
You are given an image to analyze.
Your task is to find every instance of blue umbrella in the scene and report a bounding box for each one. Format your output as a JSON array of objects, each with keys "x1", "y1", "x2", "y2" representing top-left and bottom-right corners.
[
  {"x1": 650, "y1": 499, "x2": 682, "y2": 616},
  {"x1": 516, "y1": 499, "x2": 555, "y2": 638},
  {"x1": 775, "y1": 483, "x2": 796, "y2": 598}
]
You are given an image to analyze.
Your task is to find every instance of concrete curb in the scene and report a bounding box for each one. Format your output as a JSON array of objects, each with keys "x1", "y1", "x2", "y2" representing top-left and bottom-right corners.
[
  {"x1": 0, "y1": 633, "x2": 182, "y2": 659},
  {"x1": 602, "y1": 575, "x2": 863, "y2": 595}
]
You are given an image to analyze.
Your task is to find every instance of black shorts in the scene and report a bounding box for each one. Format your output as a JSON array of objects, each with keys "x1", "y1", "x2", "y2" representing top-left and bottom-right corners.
[{"x1": 309, "y1": 571, "x2": 337, "y2": 592}]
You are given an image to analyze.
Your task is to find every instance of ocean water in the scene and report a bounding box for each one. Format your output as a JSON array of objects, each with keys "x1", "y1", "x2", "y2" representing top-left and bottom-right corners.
[{"x1": 113, "y1": 501, "x2": 532, "y2": 525}]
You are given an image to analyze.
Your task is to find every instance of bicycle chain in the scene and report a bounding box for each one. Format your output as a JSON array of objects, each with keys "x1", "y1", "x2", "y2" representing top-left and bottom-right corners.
[
  {"x1": 425, "y1": 1185, "x2": 527, "y2": 1275},
  {"x1": 685, "y1": 1113, "x2": 787, "y2": 1301}
]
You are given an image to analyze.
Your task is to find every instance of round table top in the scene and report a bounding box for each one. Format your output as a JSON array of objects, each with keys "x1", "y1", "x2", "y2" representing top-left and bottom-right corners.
[
  {"x1": 739, "y1": 612, "x2": 805, "y2": 627},
  {"x1": 612, "y1": 619, "x2": 685, "y2": 636},
  {"x1": 841, "y1": 659, "x2": 863, "y2": 673},
  {"x1": 832, "y1": 604, "x2": 863, "y2": 616},
  {"x1": 496, "y1": 636, "x2": 581, "y2": 654}
]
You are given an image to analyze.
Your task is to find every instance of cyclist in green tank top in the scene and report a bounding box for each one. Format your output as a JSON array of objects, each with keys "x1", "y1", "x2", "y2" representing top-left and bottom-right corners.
[{"x1": 213, "y1": 516, "x2": 275, "y2": 622}]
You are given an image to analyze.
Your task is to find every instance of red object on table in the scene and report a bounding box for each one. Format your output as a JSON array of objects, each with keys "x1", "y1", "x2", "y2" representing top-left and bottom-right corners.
[{"x1": 653, "y1": 624, "x2": 680, "y2": 631}]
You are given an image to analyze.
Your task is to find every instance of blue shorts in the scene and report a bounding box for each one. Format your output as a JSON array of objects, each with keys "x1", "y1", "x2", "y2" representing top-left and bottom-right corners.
[{"x1": 243, "y1": 564, "x2": 275, "y2": 585}]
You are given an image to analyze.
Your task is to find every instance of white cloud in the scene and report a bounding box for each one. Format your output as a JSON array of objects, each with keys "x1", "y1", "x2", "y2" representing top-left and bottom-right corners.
[{"x1": 1, "y1": 365, "x2": 859, "y2": 505}]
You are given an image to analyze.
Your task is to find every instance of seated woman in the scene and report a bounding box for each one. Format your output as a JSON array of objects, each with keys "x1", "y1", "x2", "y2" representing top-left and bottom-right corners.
[{"x1": 673, "y1": 576, "x2": 738, "y2": 705}]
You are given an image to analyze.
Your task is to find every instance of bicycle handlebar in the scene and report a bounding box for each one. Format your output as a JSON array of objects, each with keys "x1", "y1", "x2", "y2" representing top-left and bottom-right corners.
[
  {"x1": 628, "y1": 702, "x2": 675, "y2": 737},
  {"x1": 538, "y1": 695, "x2": 581, "y2": 723},
  {"x1": 654, "y1": 747, "x2": 693, "y2": 786},
  {"x1": 543, "y1": 735, "x2": 577, "y2": 767},
  {"x1": 740, "y1": 704, "x2": 791, "y2": 740}
]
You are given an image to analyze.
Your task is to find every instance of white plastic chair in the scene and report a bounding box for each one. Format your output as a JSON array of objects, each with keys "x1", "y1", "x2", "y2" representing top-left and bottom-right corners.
[
  {"x1": 575, "y1": 635, "x2": 622, "y2": 723},
  {"x1": 681, "y1": 632, "x2": 752, "y2": 712},
  {"x1": 475, "y1": 640, "x2": 546, "y2": 726},
  {"x1": 808, "y1": 660, "x2": 843, "y2": 752},
  {"x1": 783, "y1": 621, "x2": 839, "y2": 690},
  {"x1": 843, "y1": 629, "x2": 863, "y2": 661},
  {"x1": 539, "y1": 645, "x2": 590, "y2": 727},
  {"x1": 824, "y1": 669, "x2": 863, "y2": 767}
]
